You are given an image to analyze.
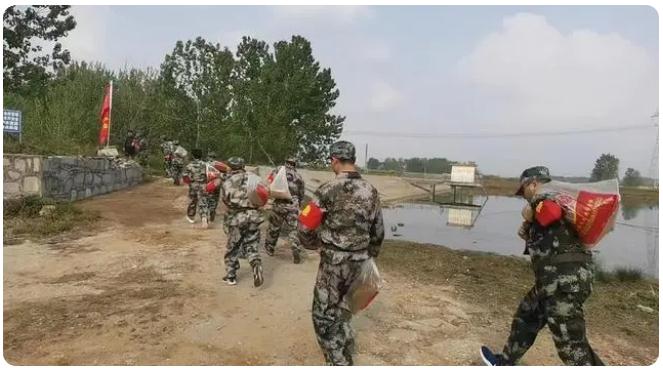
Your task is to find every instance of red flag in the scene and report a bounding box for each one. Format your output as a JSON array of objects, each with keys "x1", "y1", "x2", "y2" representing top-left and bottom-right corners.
[{"x1": 98, "y1": 82, "x2": 112, "y2": 145}]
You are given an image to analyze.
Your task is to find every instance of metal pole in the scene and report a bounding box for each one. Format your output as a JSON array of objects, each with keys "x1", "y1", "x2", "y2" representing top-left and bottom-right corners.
[
  {"x1": 106, "y1": 80, "x2": 113, "y2": 148},
  {"x1": 365, "y1": 144, "x2": 368, "y2": 171}
]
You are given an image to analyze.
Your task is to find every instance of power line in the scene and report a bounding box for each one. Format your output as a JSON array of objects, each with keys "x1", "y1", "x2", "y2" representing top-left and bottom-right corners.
[{"x1": 343, "y1": 124, "x2": 654, "y2": 139}]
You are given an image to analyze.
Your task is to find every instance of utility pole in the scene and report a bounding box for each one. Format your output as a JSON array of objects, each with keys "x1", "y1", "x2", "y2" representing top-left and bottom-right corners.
[
  {"x1": 649, "y1": 110, "x2": 658, "y2": 189},
  {"x1": 365, "y1": 144, "x2": 368, "y2": 171}
]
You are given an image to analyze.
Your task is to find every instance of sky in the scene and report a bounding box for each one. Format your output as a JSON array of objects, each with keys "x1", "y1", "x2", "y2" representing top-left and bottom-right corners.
[{"x1": 58, "y1": 5, "x2": 659, "y2": 177}]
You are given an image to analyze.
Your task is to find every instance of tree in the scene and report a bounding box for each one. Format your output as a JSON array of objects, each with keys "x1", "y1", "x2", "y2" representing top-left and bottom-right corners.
[
  {"x1": 3, "y1": 6, "x2": 77, "y2": 95},
  {"x1": 622, "y1": 168, "x2": 643, "y2": 187},
  {"x1": 367, "y1": 157, "x2": 381, "y2": 170},
  {"x1": 159, "y1": 37, "x2": 235, "y2": 148},
  {"x1": 256, "y1": 35, "x2": 344, "y2": 163},
  {"x1": 590, "y1": 153, "x2": 619, "y2": 182}
]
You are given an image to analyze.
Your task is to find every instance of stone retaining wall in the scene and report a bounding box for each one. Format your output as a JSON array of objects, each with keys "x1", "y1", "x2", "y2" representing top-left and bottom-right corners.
[{"x1": 4, "y1": 154, "x2": 143, "y2": 201}]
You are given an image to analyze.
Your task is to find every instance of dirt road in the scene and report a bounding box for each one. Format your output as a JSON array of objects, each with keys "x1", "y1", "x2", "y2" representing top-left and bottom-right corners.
[{"x1": 3, "y1": 179, "x2": 656, "y2": 365}]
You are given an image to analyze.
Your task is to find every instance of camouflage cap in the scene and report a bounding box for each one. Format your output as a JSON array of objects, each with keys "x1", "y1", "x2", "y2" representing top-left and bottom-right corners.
[
  {"x1": 285, "y1": 157, "x2": 297, "y2": 165},
  {"x1": 208, "y1": 151, "x2": 217, "y2": 159},
  {"x1": 329, "y1": 141, "x2": 356, "y2": 161},
  {"x1": 515, "y1": 166, "x2": 551, "y2": 196},
  {"x1": 227, "y1": 156, "x2": 245, "y2": 170}
]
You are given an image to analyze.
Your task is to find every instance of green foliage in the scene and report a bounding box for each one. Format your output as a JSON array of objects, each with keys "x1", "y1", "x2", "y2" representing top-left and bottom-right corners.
[
  {"x1": 622, "y1": 168, "x2": 643, "y2": 187},
  {"x1": 4, "y1": 34, "x2": 344, "y2": 165},
  {"x1": 590, "y1": 153, "x2": 620, "y2": 182},
  {"x1": 3, "y1": 6, "x2": 77, "y2": 96},
  {"x1": 367, "y1": 157, "x2": 381, "y2": 169}
]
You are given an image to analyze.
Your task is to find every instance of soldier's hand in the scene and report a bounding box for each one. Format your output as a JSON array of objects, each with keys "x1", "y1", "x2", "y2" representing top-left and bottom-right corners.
[{"x1": 518, "y1": 221, "x2": 531, "y2": 241}]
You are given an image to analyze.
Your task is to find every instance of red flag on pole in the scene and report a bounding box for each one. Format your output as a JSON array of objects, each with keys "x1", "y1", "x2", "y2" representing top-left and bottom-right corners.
[{"x1": 98, "y1": 82, "x2": 113, "y2": 146}]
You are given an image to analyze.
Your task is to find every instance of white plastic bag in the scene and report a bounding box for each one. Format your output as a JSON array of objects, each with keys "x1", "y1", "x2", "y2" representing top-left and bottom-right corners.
[
  {"x1": 174, "y1": 146, "x2": 188, "y2": 158},
  {"x1": 247, "y1": 172, "x2": 269, "y2": 207},
  {"x1": 348, "y1": 259, "x2": 383, "y2": 314},
  {"x1": 269, "y1": 166, "x2": 292, "y2": 200},
  {"x1": 539, "y1": 179, "x2": 620, "y2": 247}
]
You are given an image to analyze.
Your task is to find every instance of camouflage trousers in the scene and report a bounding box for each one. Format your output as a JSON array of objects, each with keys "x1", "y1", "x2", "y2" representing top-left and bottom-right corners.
[
  {"x1": 187, "y1": 183, "x2": 209, "y2": 220},
  {"x1": 265, "y1": 204, "x2": 302, "y2": 255},
  {"x1": 312, "y1": 252, "x2": 368, "y2": 365},
  {"x1": 502, "y1": 285, "x2": 603, "y2": 365},
  {"x1": 224, "y1": 210, "x2": 262, "y2": 279},
  {"x1": 208, "y1": 188, "x2": 221, "y2": 221}
]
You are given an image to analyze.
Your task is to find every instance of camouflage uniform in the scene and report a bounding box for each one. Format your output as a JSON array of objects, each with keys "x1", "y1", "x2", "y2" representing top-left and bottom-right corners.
[
  {"x1": 497, "y1": 167, "x2": 603, "y2": 366},
  {"x1": 184, "y1": 158, "x2": 209, "y2": 221},
  {"x1": 206, "y1": 152, "x2": 222, "y2": 222},
  {"x1": 222, "y1": 158, "x2": 264, "y2": 286},
  {"x1": 160, "y1": 139, "x2": 174, "y2": 177},
  {"x1": 299, "y1": 141, "x2": 385, "y2": 366},
  {"x1": 265, "y1": 163, "x2": 306, "y2": 260},
  {"x1": 171, "y1": 143, "x2": 185, "y2": 185}
]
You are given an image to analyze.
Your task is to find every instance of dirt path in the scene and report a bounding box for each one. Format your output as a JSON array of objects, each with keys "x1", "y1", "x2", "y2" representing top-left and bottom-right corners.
[{"x1": 3, "y1": 180, "x2": 655, "y2": 365}]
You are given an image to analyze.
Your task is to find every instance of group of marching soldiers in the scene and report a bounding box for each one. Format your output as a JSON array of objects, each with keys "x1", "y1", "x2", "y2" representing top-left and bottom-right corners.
[{"x1": 158, "y1": 137, "x2": 604, "y2": 367}]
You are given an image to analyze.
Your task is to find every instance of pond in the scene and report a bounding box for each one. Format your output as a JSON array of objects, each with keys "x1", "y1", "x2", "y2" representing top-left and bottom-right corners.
[{"x1": 383, "y1": 195, "x2": 659, "y2": 278}]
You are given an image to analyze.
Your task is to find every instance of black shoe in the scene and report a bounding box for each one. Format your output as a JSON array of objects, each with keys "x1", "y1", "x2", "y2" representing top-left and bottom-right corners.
[
  {"x1": 222, "y1": 275, "x2": 237, "y2": 286},
  {"x1": 210, "y1": 212, "x2": 216, "y2": 222},
  {"x1": 264, "y1": 246, "x2": 275, "y2": 256},
  {"x1": 293, "y1": 252, "x2": 302, "y2": 264},
  {"x1": 480, "y1": 346, "x2": 509, "y2": 366},
  {"x1": 252, "y1": 264, "x2": 264, "y2": 287}
]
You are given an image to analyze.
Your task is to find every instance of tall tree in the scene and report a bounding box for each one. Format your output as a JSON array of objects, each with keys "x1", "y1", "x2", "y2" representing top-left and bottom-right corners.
[
  {"x1": 3, "y1": 6, "x2": 76, "y2": 95},
  {"x1": 590, "y1": 153, "x2": 620, "y2": 182},
  {"x1": 159, "y1": 37, "x2": 234, "y2": 148},
  {"x1": 622, "y1": 168, "x2": 643, "y2": 187}
]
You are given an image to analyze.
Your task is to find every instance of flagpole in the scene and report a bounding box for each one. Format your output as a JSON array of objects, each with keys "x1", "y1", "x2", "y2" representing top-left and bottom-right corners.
[{"x1": 106, "y1": 80, "x2": 113, "y2": 148}]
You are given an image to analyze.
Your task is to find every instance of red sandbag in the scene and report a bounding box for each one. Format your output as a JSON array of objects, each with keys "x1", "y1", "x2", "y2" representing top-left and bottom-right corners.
[
  {"x1": 299, "y1": 202, "x2": 324, "y2": 230},
  {"x1": 205, "y1": 178, "x2": 221, "y2": 193},
  {"x1": 540, "y1": 179, "x2": 620, "y2": 247}
]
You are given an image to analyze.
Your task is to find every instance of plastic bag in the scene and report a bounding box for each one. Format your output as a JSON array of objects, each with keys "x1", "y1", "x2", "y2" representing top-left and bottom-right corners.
[
  {"x1": 539, "y1": 179, "x2": 621, "y2": 247},
  {"x1": 206, "y1": 164, "x2": 221, "y2": 182},
  {"x1": 348, "y1": 259, "x2": 382, "y2": 314},
  {"x1": 174, "y1": 146, "x2": 188, "y2": 157},
  {"x1": 247, "y1": 172, "x2": 269, "y2": 207},
  {"x1": 269, "y1": 166, "x2": 292, "y2": 200}
]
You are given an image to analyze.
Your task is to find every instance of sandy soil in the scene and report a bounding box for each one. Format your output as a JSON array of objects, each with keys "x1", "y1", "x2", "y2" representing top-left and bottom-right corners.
[{"x1": 3, "y1": 179, "x2": 657, "y2": 365}]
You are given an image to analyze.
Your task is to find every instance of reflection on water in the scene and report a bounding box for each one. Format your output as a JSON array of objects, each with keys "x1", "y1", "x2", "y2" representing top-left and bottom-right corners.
[{"x1": 384, "y1": 196, "x2": 659, "y2": 278}]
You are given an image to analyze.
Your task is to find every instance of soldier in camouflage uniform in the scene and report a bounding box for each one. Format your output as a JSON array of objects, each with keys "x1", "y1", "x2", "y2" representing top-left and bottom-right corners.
[
  {"x1": 264, "y1": 157, "x2": 306, "y2": 263},
  {"x1": 160, "y1": 136, "x2": 174, "y2": 178},
  {"x1": 183, "y1": 148, "x2": 210, "y2": 228},
  {"x1": 206, "y1": 151, "x2": 222, "y2": 222},
  {"x1": 221, "y1": 157, "x2": 264, "y2": 287},
  {"x1": 299, "y1": 141, "x2": 384, "y2": 366},
  {"x1": 171, "y1": 140, "x2": 186, "y2": 185},
  {"x1": 480, "y1": 166, "x2": 603, "y2": 366}
]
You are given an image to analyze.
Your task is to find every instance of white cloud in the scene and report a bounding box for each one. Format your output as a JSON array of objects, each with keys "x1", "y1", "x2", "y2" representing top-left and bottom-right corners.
[
  {"x1": 369, "y1": 80, "x2": 404, "y2": 112},
  {"x1": 460, "y1": 12, "x2": 658, "y2": 129}
]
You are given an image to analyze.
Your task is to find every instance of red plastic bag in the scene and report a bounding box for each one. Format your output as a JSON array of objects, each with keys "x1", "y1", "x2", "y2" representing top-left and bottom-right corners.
[
  {"x1": 540, "y1": 179, "x2": 620, "y2": 247},
  {"x1": 348, "y1": 259, "x2": 382, "y2": 314},
  {"x1": 205, "y1": 178, "x2": 221, "y2": 193},
  {"x1": 247, "y1": 173, "x2": 269, "y2": 207},
  {"x1": 299, "y1": 202, "x2": 324, "y2": 230}
]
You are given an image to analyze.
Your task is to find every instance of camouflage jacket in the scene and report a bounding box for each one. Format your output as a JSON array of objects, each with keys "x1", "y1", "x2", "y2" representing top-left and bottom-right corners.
[
  {"x1": 184, "y1": 159, "x2": 207, "y2": 184},
  {"x1": 300, "y1": 171, "x2": 384, "y2": 262},
  {"x1": 525, "y1": 193, "x2": 594, "y2": 297},
  {"x1": 160, "y1": 141, "x2": 174, "y2": 156},
  {"x1": 271, "y1": 165, "x2": 306, "y2": 208},
  {"x1": 222, "y1": 169, "x2": 263, "y2": 227}
]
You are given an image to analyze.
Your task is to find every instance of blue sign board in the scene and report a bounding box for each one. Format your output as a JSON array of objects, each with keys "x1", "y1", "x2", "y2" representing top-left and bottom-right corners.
[{"x1": 3, "y1": 109, "x2": 22, "y2": 142}]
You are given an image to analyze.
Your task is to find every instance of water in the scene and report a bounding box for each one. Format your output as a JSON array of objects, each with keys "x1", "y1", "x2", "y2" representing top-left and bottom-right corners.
[{"x1": 383, "y1": 195, "x2": 659, "y2": 278}]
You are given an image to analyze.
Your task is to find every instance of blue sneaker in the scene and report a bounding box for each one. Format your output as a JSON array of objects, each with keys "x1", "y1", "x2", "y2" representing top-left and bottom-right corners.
[{"x1": 480, "y1": 346, "x2": 508, "y2": 366}]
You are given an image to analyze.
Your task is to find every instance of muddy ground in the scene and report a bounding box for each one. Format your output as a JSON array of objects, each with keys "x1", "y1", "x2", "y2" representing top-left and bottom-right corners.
[{"x1": 3, "y1": 179, "x2": 658, "y2": 365}]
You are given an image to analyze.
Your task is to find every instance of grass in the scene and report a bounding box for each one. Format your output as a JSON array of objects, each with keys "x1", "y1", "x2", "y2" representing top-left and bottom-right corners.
[
  {"x1": 3, "y1": 196, "x2": 100, "y2": 243},
  {"x1": 379, "y1": 239, "x2": 659, "y2": 355}
]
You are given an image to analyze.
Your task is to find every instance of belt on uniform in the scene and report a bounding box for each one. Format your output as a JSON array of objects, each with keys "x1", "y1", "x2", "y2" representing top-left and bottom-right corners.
[
  {"x1": 321, "y1": 241, "x2": 367, "y2": 253},
  {"x1": 535, "y1": 252, "x2": 592, "y2": 272}
]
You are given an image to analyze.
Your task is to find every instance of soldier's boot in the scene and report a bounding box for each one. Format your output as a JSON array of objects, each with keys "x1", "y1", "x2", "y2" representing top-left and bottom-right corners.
[
  {"x1": 186, "y1": 215, "x2": 195, "y2": 224},
  {"x1": 480, "y1": 346, "x2": 510, "y2": 366},
  {"x1": 252, "y1": 263, "x2": 264, "y2": 287},
  {"x1": 292, "y1": 250, "x2": 302, "y2": 264},
  {"x1": 222, "y1": 275, "x2": 237, "y2": 286},
  {"x1": 209, "y1": 211, "x2": 216, "y2": 223}
]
